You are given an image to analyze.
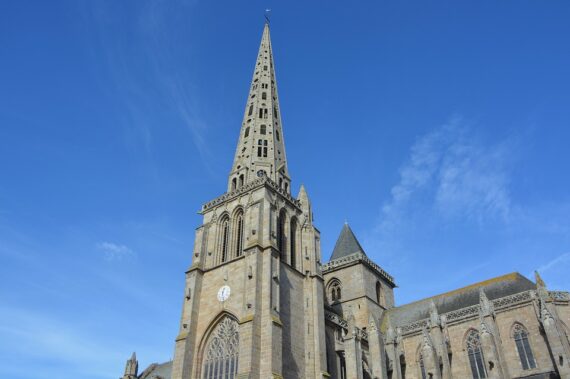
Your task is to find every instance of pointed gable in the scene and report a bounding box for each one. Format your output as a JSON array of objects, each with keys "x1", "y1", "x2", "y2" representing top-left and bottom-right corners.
[{"x1": 330, "y1": 223, "x2": 367, "y2": 261}]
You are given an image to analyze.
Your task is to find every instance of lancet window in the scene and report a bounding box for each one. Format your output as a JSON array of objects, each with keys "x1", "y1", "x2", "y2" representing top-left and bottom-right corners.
[
  {"x1": 202, "y1": 316, "x2": 240, "y2": 379},
  {"x1": 513, "y1": 323, "x2": 536, "y2": 370},
  {"x1": 219, "y1": 216, "x2": 230, "y2": 264},
  {"x1": 234, "y1": 211, "x2": 244, "y2": 258},
  {"x1": 290, "y1": 217, "x2": 297, "y2": 269},
  {"x1": 376, "y1": 281, "x2": 383, "y2": 305},
  {"x1": 328, "y1": 279, "x2": 342, "y2": 302},
  {"x1": 466, "y1": 330, "x2": 487, "y2": 379},
  {"x1": 277, "y1": 209, "x2": 287, "y2": 259}
]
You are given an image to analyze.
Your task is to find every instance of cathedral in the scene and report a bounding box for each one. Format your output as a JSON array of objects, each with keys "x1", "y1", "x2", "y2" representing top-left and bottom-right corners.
[{"x1": 120, "y1": 23, "x2": 570, "y2": 379}]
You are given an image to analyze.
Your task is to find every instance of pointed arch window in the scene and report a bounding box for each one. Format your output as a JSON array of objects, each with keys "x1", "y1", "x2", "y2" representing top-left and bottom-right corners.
[
  {"x1": 376, "y1": 281, "x2": 383, "y2": 305},
  {"x1": 277, "y1": 209, "x2": 287, "y2": 259},
  {"x1": 219, "y1": 217, "x2": 230, "y2": 264},
  {"x1": 466, "y1": 330, "x2": 487, "y2": 379},
  {"x1": 513, "y1": 323, "x2": 536, "y2": 370},
  {"x1": 234, "y1": 211, "x2": 244, "y2": 258},
  {"x1": 290, "y1": 217, "x2": 297, "y2": 269},
  {"x1": 202, "y1": 316, "x2": 240, "y2": 379},
  {"x1": 328, "y1": 279, "x2": 342, "y2": 302}
]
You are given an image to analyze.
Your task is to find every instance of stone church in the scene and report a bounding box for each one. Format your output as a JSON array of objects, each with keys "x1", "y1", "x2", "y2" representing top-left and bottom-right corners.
[{"x1": 120, "y1": 23, "x2": 570, "y2": 379}]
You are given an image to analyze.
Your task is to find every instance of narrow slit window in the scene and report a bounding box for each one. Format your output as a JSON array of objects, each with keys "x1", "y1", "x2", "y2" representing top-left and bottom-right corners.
[
  {"x1": 248, "y1": 104, "x2": 253, "y2": 116},
  {"x1": 244, "y1": 127, "x2": 250, "y2": 138}
]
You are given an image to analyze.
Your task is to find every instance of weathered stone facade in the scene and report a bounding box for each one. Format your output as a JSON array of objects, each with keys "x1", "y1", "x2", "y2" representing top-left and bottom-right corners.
[{"x1": 120, "y1": 23, "x2": 570, "y2": 379}]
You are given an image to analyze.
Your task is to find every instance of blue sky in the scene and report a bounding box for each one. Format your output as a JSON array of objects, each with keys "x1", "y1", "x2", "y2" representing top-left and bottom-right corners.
[{"x1": 1, "y1": 1, "x2": 570, "y2": 378}]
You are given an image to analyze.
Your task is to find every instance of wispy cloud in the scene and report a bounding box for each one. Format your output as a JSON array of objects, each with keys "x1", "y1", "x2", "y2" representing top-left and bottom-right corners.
[
  {"x1": 379, "y1": 116, "x2": 513, "y2": 233},
  {"x1": 535, "y1": 252, "x2": 570, "y2": 276},
  {"x1": 82, "y1": 1, "x2": 214, "y2": 172},
  {"x1": 96, "y1": 242, "x2": 136, "y2": 261},
  {"x1": 0, "y1": 306, "x2": 122, "y2": 379}
]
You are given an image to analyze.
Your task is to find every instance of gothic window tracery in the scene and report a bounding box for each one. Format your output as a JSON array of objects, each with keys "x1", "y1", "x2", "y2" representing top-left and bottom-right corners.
[
  {"x1": 466, "y1": 330, "x2": 487, "y2": 379},
  {"x1": 512, "y1": 323, "x2": 536, "y2": 370},
  {"x1": 202, "y1": 316, "x2": 240, "y2": 379}
]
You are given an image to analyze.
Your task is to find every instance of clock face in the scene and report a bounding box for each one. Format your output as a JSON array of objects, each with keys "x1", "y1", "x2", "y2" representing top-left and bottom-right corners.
[
  {"x1": 217, "y1": 285, "x2": 231, "y2": 302},
  {"x1": 257, "y1": 170, "x2": 266, "y2": 177}
]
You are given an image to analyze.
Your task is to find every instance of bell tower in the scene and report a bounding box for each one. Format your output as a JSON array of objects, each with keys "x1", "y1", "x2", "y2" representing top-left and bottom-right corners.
[{"x1": 170, "y1": 22, "x2": 329, "y2": 379}]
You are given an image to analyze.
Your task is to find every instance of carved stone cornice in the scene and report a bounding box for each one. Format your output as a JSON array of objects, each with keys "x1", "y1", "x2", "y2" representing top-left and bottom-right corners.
[
  {"x1": 322, "y1": 252, "x2": 395, "y2": 287},
  {"x1": 201, "y1": 176, "x2": 301, "y2": 213},
  {"x1": 397, "y1": 289, "x2": 570, "y2": 337}
]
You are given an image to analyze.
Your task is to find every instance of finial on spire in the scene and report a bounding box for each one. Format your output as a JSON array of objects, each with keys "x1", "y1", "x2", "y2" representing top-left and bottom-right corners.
[{"x1": 264, "y1": 9, "x2": 271, "y2": 24}]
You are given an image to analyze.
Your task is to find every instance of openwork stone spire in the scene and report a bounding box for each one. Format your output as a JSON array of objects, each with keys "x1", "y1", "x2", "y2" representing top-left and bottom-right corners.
[{"x1": 228, "y1": 22, "x2": 290, "y2": 193}]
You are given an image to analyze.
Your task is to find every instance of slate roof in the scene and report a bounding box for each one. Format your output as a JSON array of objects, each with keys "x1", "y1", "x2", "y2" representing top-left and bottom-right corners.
[
  {"x1": 382, "y1": 272, "x2": 536, "y2": 331},
  {"x1": 330, "y1": 223, "x2": 367, "y2": 261},
  {"x1": 139, "y1": 361, "x2": 172, "y2": 379}
]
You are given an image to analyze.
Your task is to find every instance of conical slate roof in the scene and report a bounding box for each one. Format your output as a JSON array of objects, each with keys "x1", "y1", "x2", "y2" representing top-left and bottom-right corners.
[{"x1": 330, "y1": 223, "x2": 366, "y2": 261}]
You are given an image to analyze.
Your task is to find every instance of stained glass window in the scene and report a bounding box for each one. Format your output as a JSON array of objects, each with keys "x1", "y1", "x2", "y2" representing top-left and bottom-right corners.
[
  {"x1": 513, "y1": 323, "x2": 536, "y2": 370},
  {"x1": 202, "y1": 317, "x2": 240, "y2": 379},
  {"x1": 466, "y1": 330, "x2": 487, "y2": 379}
]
